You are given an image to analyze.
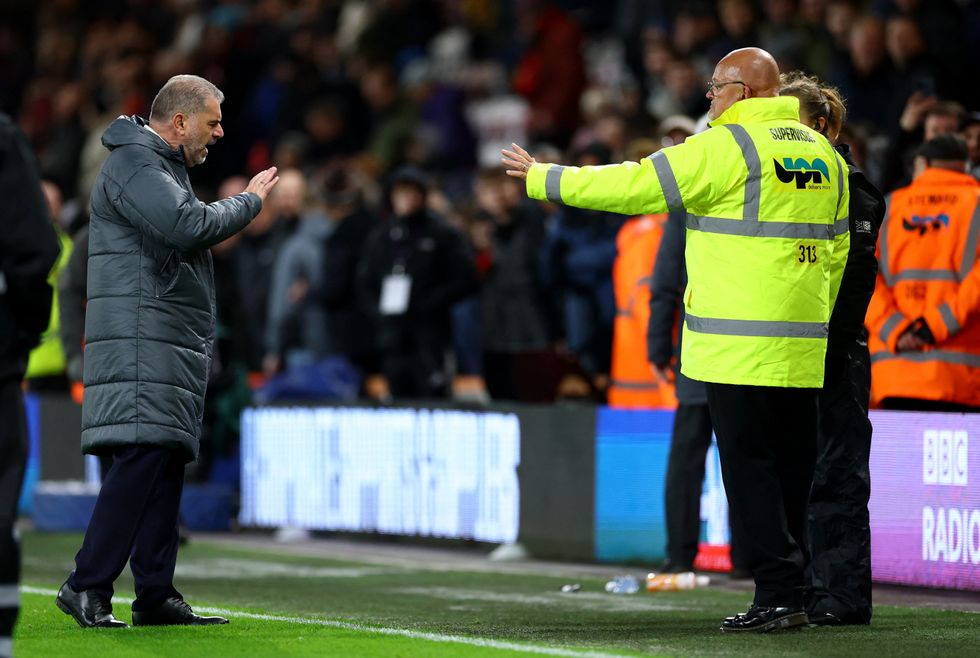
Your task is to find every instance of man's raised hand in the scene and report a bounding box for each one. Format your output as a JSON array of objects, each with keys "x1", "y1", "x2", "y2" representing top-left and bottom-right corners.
[
  {"x1": 501, "y1": 143, "x2": 537, "y2": 180},
  {"x1": 244, "y1": 166, "x2": 280, "y2": 202}
]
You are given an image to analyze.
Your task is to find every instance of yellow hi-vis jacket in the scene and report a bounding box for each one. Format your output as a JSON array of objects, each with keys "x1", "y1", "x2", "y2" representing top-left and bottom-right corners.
[
  {"x1": 25, "y1": 228, "x2": 72, "y2": 379},
  {"x1": 527, "y1": 97, "x2": 850, "y2": 387}
]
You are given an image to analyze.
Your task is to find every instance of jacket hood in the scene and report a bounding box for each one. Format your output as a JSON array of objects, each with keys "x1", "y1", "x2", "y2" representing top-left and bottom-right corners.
[
  {"x1": 101, "y1": 115, "x2": 186, "y2": 164},
  {"x1": 709, "y1": 96, "x2": 801, "y2": 127}
]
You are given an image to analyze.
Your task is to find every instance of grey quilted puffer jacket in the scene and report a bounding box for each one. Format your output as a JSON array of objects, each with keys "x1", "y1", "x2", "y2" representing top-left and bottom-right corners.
[{"x1": 82, "y1": 116, "x2": 261, "y2": 462}]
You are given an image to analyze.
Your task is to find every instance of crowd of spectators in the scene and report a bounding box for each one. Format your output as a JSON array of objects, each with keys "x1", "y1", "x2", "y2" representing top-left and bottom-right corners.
[{"x1": 4, "y1": 0, "x2": 980, "y2": 426}]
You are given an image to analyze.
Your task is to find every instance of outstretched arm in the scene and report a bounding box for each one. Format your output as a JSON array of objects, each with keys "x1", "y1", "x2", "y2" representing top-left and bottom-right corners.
[{"x1": 503, "y1": 140, "x2": 711, "y2": 217}]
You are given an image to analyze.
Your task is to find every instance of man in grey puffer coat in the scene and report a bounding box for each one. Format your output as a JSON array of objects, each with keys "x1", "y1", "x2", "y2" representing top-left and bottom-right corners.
[{"x1": 57, "y1": 75, "x2": 279, "y2": 629}]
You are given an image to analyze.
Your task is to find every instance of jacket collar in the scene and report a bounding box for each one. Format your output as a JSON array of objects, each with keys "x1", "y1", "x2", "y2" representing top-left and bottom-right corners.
[{"x1": 709, "y1": 96, "x2": 801, "y2": 127}]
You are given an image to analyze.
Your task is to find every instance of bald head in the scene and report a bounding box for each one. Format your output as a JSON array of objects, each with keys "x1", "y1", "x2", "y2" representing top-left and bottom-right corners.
[
  {"x1": 707, "y1": 47, "x2": 781, "y2": 120},
  {"x1": 718, "y1": 48, "x2": 780, "y2": 94}
]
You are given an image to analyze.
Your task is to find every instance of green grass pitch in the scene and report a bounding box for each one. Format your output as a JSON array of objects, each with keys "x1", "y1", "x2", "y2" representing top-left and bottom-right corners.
[{"x1": 14, "y1": 532, "x2": 979, "y2": 657}]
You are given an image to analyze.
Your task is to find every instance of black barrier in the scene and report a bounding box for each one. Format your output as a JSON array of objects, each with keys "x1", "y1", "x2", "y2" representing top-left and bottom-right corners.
[{"x1": 511, "y1": 403, "x2": 596, "y2": 561}]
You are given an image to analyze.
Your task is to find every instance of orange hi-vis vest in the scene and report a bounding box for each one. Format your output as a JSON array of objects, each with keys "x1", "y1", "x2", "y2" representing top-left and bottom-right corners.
[
  {"x1": 866, "y1": 167, "x2": 980, "y2": 407},
  {"x1": 608, "y1": 214, "x2": 677, "y2": 408}
]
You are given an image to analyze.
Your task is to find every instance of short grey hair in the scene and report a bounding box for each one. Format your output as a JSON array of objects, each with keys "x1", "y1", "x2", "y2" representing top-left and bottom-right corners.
[{"x1": 149, "y1": 75, "x2": 224, "y2": 123}]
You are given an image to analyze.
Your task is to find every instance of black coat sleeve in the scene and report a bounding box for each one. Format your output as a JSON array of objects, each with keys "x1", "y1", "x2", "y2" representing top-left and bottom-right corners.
[
  {"x1": 828, "y1": 164, "x2": 886, "y2": 346},
  {"x1": 0, "y1": 114, "x2": 61, "y2": 377},
  {"x1": 647, "y1": 211, "x2": 686, "y2": 367}
]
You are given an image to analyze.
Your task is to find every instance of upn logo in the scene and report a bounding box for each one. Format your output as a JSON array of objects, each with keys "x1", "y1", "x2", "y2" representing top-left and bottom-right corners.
[
  {"x1": 902, "y1": 213, "x2": 949, "y2": 235},
  {"x1": 923, "y1": 429, "x2": 968, "y2": 486},
  {"x1": 774, "y1": 157, "x2": 830, "y2": 189}
]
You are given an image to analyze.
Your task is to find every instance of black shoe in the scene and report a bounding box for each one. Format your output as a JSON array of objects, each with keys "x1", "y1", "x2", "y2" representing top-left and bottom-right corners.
[
  {"x1": 132, "y1": 597, "x2": 229, "y2": 626},
  {"x1": 808, "y1": 612, "x2": 844, "y2": 627},
  {"x1": 658, "y1": 559, "x2": 694, "y2": 574},
  {"x1": 721, "y1": 604, "x2": 808, "y2": 633},
  {"x1": 56, "y1": 581, "x2": 128, "y2": 628},
  {"x1": 807, "y1": 609, "x2": 872, "y2": 627}
]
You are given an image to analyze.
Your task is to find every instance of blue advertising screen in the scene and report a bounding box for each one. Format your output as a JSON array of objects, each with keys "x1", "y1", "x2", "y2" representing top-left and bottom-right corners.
[
  {"x1": 594, "y1": 407, "x2": 732, "y2": 566},
  {"x1": 594, "y1": 408, "x2": 673, "y2": 562}
]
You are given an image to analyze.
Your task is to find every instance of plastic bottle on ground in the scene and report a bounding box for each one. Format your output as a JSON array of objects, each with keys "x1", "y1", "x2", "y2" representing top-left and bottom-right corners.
[
  {"x1": 645, "y1": 571, "x2": 710, "y2": 592},
  {"x1": 604, "y1": 575, "x2": 640, "y2": 594}
]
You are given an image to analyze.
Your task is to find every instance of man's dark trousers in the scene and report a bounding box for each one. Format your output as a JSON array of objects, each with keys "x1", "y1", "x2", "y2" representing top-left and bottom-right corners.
[
  {"x1": 807, "y1": 339, "x2": 873, "y2": 622},
  {"x1": 664, "y1": 403, "x2": 713, "y2": 568},
  {"x1": 664, "y1": 403, "x2": 746, "y2": 571},
  {"x1": 706, "y1": 383, "x2": 818, "y2": 607},
  {"x1": 68, "y1": 445, "x2": 185, "y2": 611},
  {"x1": 0, "y1": 381, "x2": 28, "y2": 648}
]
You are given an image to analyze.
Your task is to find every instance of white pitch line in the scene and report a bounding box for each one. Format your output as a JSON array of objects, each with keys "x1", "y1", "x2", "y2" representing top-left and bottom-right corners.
[{"x1": 22, "y1": 586, "x2": 634, "y2": 658}]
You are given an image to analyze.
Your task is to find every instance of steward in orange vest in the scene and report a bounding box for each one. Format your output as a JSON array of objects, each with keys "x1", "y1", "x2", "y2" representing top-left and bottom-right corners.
[
  {"x1": 608, "y1": 214, "x2": 677, "y2": 408},
  {"x1": 866, "y1": 135, "x2": 980, "y2": 410}
]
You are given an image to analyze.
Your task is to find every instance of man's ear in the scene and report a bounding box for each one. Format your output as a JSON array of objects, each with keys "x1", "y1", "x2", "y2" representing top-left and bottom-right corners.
[{"x1": 172, "y1": 112, "x2": 187, "y2": 136}]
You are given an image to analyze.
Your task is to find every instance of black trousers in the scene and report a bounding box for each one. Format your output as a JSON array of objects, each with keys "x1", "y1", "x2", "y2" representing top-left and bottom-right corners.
[
  {"x1": 664, "y1": 403, "x2": 713, "y2": 568},
  {"x1": 69, "y1": 445, "x2": 184, "y2": 612},
  {"x1": 706, "y1": 383, "x2": 818, "y2": 608},
  {"x1": 807, "y1": 340, "x2": 873, "y2": 622},
  {"x1": 0, "y1": 380, "x2": 28, "y2": 644},
  {"x1": 664, "y1": 403, "x2": 746, "y2": 570}
]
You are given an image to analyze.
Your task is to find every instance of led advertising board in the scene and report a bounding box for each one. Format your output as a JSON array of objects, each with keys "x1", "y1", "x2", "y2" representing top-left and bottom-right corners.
[
  {"x1": 869, "y1": 410, "x2": 980, "y2": 591},
  {"x1": 240, "y1": 407, "x2": 520, "y2": 543}
]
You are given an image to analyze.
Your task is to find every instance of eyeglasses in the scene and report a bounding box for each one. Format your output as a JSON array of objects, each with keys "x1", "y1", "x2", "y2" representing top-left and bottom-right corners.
[{"x1": 707, "y1": 80, "x2": 745, "y2": 94}]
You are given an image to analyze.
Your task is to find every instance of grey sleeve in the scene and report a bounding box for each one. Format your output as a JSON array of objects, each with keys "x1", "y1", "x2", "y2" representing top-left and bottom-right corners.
[{"x1": 116, "y1": 165, "x2": 261, "y2": 251}]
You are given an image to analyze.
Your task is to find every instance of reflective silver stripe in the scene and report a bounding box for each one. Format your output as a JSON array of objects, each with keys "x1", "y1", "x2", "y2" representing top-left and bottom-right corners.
[
  {"x1": 871, "y1": 350, "x2": 980, "y2": 368},
  {"x1": 637, "y1": 275, "x2": 653, "y2": 287},
  {"x1": 615, "y1": 309, "x2": 632, "y2": 318},
  {"x1": 724, "y1": 125, "x2": 761, "y2": 221},
  {"x1": 879, "y1": 312, "x2": 904, "y2": 345},
  {"x1": 0, "y1": 585, "x2": 18, "y2": 607},
  {"x1": 938, "y1": 303, "x2": 961, "y2": 336},
  {"x1": 687, "y1": 215, "x2": 847, "y2": 239},
  {"x1": 544, "y1": 165, "x2": 565, "y2": 203},
  {"x1": 649, "y1": 151, "x2": 686, "y2": 212},
  {"x1": 611, "y1": 379, "x2": 663, "y2": 391},
  {"x1": 0, "y1": 637, "x2": 10, "y2": 658},
  {"x1": 960, "y1": 201, "x2": 980, "y2": 279},
  {"x1": 685, "y1": 313, "x2": 827, "y2": 338},
  {"x1": 889, "y1": 269, "x2": 959, "y2": 283},
  {"x1": 880, "y1": 194, "x2": 893, "y2": 285}
]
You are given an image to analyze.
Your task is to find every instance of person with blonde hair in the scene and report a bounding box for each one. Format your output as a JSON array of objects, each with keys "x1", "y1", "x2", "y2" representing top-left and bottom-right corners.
[{"x1": 780, "y1": 71, "x2": 885, "y2": 626}]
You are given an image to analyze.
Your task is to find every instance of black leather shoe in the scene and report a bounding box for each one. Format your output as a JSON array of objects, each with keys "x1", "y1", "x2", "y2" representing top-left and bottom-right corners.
[
  {"x1": 807, "y1": 610, "x2": 872, "y2": 627},
  {"x1": 56, "y1": 581, "x2": 128, "y2": 628},
  {"x1": 132, "y1": 597, "x2": 229, "y2": 626},
  {"x1": 658, "y1": 559, "x2": 694, "y2": 574},
  {"x1": 721, "y1": 604, "x2": 808, "y2": 633},
  {"x1": 808, "y1": 612, "x2": 844, "y2": 627}
]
